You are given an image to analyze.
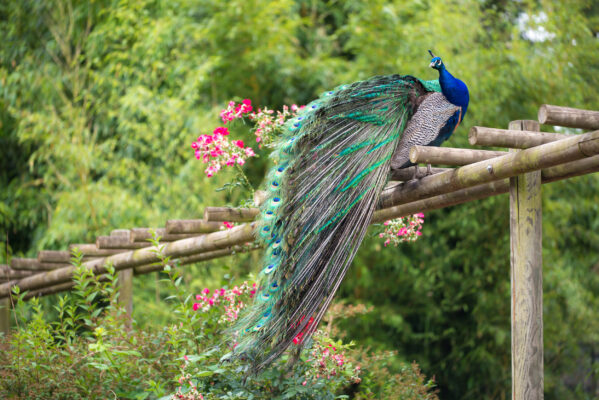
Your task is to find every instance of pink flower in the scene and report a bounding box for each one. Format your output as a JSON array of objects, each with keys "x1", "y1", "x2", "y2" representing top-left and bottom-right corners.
[
  {"x1": 203, "y1": 288, "x2": 210, "y2": 295},
  {"x1": 223, "y1": 221, "x2": 234, "y2": 229},
  {"x1": 233, "y1": 140, "x2": 244, "y2": 149},
  {"x1": 193, "y1": 303, "x2": 200, "y2": 311},
  {"x1": 213, "y1": 126, "x2": 229, "y2": 136}
]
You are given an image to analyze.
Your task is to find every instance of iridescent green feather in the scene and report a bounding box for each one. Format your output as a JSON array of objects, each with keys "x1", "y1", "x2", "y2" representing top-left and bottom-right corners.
[{"x1": 230, "y1": 75, "x2": 437, "y2": 373}]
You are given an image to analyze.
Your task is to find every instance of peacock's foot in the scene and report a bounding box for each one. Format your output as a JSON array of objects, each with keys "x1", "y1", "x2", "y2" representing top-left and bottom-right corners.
[
  {"x1": 412, "y1": 165, "x2": 420, "y2": 180},
  {"x1": 426, "y1": 163, "x2": 433, "y2": 176}
]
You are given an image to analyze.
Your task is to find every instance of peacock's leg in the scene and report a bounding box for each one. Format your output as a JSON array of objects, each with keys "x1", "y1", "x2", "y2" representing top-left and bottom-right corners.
[
  {"x1": 426, "y1": 163, "x2": 433, "y2": 175},
  {"x1": 412, "y1": 165, "x2": 420, "y2": 180}
]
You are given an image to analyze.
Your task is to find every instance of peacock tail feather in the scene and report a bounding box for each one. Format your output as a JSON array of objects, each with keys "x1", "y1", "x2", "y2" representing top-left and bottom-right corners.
[{"x1": 230, "y1": 74, "x2": 447, "y2": 373}]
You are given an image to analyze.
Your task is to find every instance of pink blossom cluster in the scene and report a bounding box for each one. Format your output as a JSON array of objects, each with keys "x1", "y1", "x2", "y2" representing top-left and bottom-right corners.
[
  {"x1": 248, "y1": 104, "x2": 304, "y2": 147},
  {"x1": 379, "y1": 213, "x2": 425, "y2": 246},
  {"x1": 173, "y1": 361, "x2": 204, "y2": 400},
  {"x1": 192, "y1": 282, "x2": 257, "y2": 323},
  {"x1": 191, "y1": 126, "x2": 256, "y2": 177},
  {"x1": 220, "y1": 99, "x2": 253, "y2": 123},
  {"x1": 302, "y1": 332, "x2": 362, "y2": 385},
  {"x1": 221, "y1": 221, "x2": 235, "y2": 229}
]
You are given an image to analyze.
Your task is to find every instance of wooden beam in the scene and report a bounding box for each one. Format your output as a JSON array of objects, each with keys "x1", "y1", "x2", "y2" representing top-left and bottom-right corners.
[
  {"x1": 538, "y1": 104, "x2": 599, "y2": 130},
  {"x1": 378, "y1": 129, "x2": 599, "y2": 210},
  {"x1": 69, "y1": 244, "x2": 126, "y2": 257},
  {"x1": 38, "y1": 250, "x2": 71, "y2": 263},
  {"x1": 373, "y1": 154, "x2": 599, "y2": 222},
  {"x1": 26, "y1": 245, "x2": 262, "y2": 299},
  {"x1": 110, "y1": 229, "x2": 131, "y2": 239},
  {"x1": 469, "y1": 126, "x2": 570, "y2": 149},
  {"x1": 133, "y1": 244, "x2": 261, "y2": 275},
  {"x1": 204, "y1": 207, "x2": 260, "y2": 223},
  {"x1": 0, "y1": 297, "x2": 9, "y2": 335},
  {"x1": 96, "y1": 236, "x2": 150, "y2": 249},
  {"x1": 0, "y1": 223, "x2": 256, "y2": 298},
  {"x1": 9, "y1": 258, "x2": 64, "y2": 271},
  {"x1": 409, "y1": 146, "x2": 507, "y2": 166},
  {"x1": 118, "y1": 269, "x2": 133, "y2": 330},
  {"x1": 165, "y1": 219, "x2": 222, "y2": 234},
  {"x1": 130, "y1": 228, "x2": 199, "y2": 243},
  {"x1": 390, "y1": 166, "x2": 450, "y2": 181},
  {"x1": 0, "y1": 265, "x2": 36, "y2": 280},
  {"x1": 509, "y1": 120, "x2": 543, "y2": 400}
]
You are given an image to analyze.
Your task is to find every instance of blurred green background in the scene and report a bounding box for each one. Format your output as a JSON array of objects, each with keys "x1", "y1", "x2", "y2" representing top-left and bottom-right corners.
[{"x1": 1, "y1": 0, "x2": 598, "y2": 398}]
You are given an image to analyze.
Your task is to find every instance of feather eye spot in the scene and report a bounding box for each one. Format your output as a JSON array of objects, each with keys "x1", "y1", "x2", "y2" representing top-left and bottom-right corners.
[
  {"x1": 263, "y1": 264, "x2": 276, "y2": 274},
  {"x1": 293, "y1": 122, "x2": 300, "y2": 127},
  {"x1": 260, "y1": 293, "x2": 271, "y2": 301},
  {"x1": 273, "y1": 197, "x2": 281, "y2": 203}
]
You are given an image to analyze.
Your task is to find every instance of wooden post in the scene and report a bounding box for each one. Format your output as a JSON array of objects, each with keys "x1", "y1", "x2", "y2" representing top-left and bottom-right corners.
[
  {"x1": 0, "y1": 297, "x2": 9, "y2": 335},
  {"x1": 118, "y1": 268, "x2": 133, "y2": 330},
  {"x1": 509, "y1": 120, "x2": 543, "y2": 400}
]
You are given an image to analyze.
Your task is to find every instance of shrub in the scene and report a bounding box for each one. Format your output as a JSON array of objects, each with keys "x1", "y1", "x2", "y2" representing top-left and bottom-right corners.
[{"x1": 0, "y1": 249, "x2": 438, "y2": 399}]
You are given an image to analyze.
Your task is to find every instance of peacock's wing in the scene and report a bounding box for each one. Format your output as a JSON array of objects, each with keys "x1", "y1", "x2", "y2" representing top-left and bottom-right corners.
[
  {"x1": 232, "y1": 74, "x2": 453, "y2": 372},
  {"x1": 391, "y1": 91, "x2": 462, "y2": 170}
]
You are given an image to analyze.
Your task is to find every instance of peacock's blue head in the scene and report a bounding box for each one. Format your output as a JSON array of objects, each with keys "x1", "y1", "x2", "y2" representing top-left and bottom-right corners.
[{"x1": 428, "y1": 50, "x2": 444, "y2": 70}]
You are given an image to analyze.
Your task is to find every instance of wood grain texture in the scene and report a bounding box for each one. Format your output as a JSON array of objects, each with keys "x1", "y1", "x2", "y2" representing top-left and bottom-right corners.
[
  {"x1": 469, "y1": 126, "x2": 570, "y2": 148},
  {"x1": 118, "y1": 268, "x2": 133, "y2": 330},
  {"x1": 379, "y1": 129, "x2": 599, "y2": 210},
  {"x1": 409, "y1": 145, "x2": 506, "y2": 166},
  {"x1": 0, "y1": 297, "x2": 9, "y2": 334},
  {"x1": 509, "y1": 120, "x2": 543, "y2": 400},
  {"x1": 539, "y1": 104, "x2": 599, "y2": 130},
  {"x1": 203, "y1": 207, "x2": 260, "y2": 223}
]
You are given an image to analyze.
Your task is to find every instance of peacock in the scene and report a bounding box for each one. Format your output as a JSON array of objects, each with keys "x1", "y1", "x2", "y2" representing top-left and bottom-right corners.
[{"x1": 231, "y1": 51, "x2": 469, "y2": 373}]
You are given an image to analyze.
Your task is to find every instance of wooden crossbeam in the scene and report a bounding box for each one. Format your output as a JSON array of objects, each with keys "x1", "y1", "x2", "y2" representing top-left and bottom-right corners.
[
  {"x1": 130, "y1": 228, "x2": 199, "y2": 243},
  {"x1": 409, "y1": 146, "x2": 507, "y2": 166},
  {"x1": 165, "y1": 219, "x2": 222, "y2": 234},
  {"x1": 373, "y1": 154, "x2": 599, "y2": 222},
  {"x1": 469, "y1": 126, "x2": 570, "y2": 148},
  {"x1": 204, "y1": 207, "x2": 260, "y2": 223},
  {"x1": 379, "y1": 129, "x2": 599, "y2": 209},
  {"x1": 0, "y1": 223, "x2": 257, "y2": 298},
  {"x1": 539, "y1": 104, "x2": 599, "y2": 130}
]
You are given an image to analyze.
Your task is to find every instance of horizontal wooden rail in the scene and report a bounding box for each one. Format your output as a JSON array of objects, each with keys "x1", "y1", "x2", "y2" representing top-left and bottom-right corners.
[
  {"x1": 1, "y1": 265, "x2": 35, "y2": 280},
  {"x1": 469, "y1": 126, "x2": 570, "y2": 148},
  {"x1": 378, "y1": 129, "x2": 599, "y2": 209},
  {"x1": 373, "y1": 154, "x2": 599, "y2": 222},
  {"x1": 409, "y1": 146, "x2": 507, "y2": 166},
  {"x1": 96, "y1": 236, "x2": 150, "y2": 249},
  {"x1": 204, "y1": 207, "x2": 260, "y2": 223},
  {"x1": 0, "y1": 223, "x2": 256, "y2": 298},
  {"x1": 130, "y1": 228, "x2": 200, "y2": 243},
  {"x1": 10, "y1": 258, "x2": 65, "y2": 271},
  {"x1": 165, "y1": 219, "x2": 222, "y2": 234},
  {"x1": 38, "y1": 250, "x2": 71, "y2": 263},
  {"x1": 69, "y1": 244, "x2": 129, "y2": 257},
  {"x1": 539, "y1": 104, "x2": 599, "y2": 130}
]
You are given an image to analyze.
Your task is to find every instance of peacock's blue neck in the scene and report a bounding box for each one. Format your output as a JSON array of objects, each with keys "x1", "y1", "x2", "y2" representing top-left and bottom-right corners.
[{"x1": 438, "y1": 66, "x2": 469, "y2": 118}]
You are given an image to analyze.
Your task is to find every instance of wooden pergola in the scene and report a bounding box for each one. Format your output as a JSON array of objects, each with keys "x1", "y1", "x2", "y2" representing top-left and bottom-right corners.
[{"x1": 1, "y1": 104, "x2": 598, "y2": 400}]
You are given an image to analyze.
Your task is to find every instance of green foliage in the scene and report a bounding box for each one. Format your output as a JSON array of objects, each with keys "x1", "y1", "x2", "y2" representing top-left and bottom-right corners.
[
  {"x1": 1, "y1": 0, "x2": 599, "y2": 399},
  {"x1": 0, "y1": 252, "x2": 437, "y2": 400}
]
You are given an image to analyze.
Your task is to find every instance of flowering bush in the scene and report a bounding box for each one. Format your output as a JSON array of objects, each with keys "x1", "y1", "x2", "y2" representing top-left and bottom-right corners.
[
  {"x1": 379, "y1": 213, "x2": 425, "y2": 246},
  {"x1": 248, "y1": 104, "x2": 304, "y2": 146},
  {"x1": 191, "y1": 99, "x2": 303, "y2": 180},
  {"x1": 191, "y1": 126, "x2": 256, "y2": 178}
]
